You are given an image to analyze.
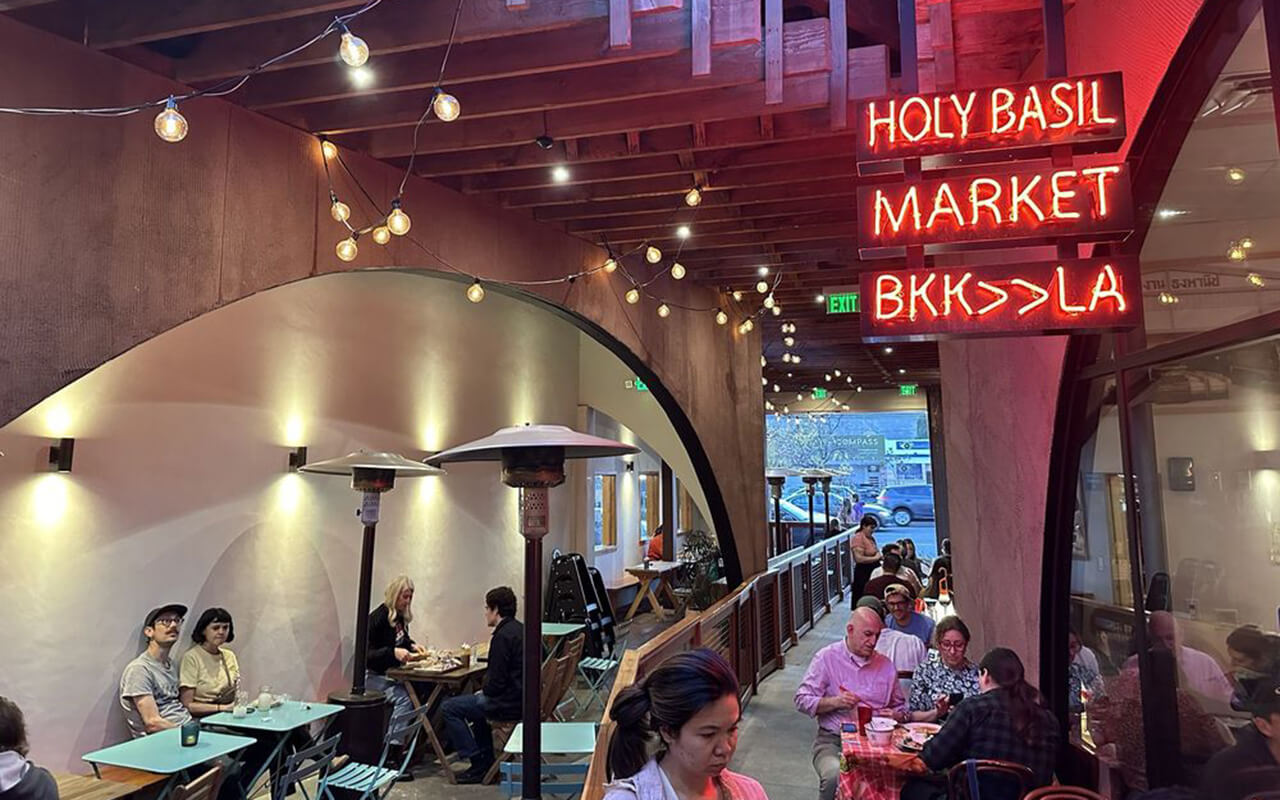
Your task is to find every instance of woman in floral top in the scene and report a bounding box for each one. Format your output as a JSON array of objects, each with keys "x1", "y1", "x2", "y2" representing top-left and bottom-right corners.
[{"x1": 909, "y1": 616, "x2": 981, "y2": 722}]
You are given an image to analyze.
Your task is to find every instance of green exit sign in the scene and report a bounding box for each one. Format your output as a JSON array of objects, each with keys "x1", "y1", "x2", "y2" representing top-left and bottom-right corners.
[
  {"x1": 811, "y1": 388, "x2": 829, "y2": 399},
  {"x1": 899, "y1": 384, "x2": 919, "y2": 396},
  {"x1": 634, "y1": 378, "x2": 649, "y2": 392},
  {"x1": 826, "y1": 292, "x2": 860, "y2": 314}
]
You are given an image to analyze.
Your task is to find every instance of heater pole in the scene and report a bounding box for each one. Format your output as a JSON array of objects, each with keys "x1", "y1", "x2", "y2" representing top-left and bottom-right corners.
[
  {"x1": 773, "y1": 495, "x2": 783, "y2": 555},
  {"x1": 351, "y1": 491, "x2": 381, "y2": 695},
  {"x1": 518, "y1": 487, "x2": 548, "y2": 800}
]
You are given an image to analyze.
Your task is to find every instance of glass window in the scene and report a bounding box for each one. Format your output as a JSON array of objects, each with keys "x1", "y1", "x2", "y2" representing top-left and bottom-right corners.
[
  {"x1": 639, "y1": 471, "x2": 660, "y2": 540},
  {"x1": 592, "y1": 474, "x2": 617, "y2": 549}
]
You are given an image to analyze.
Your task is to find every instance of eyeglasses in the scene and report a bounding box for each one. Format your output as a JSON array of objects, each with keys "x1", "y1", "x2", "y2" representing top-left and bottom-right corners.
[
  {"x1": 886, "y1": 600, "x2": 910, "y2": 609},
  {"x1": 153, "y1": 617, "x2": 184, "y2": 628},
  {"x1": 939, "y1": 640, "x2": 967, "y2": 651}
]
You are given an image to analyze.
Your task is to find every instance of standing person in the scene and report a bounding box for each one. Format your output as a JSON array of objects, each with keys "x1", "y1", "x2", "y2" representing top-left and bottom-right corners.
[
  {"x1": 884, "y1": 585, "x2": 935, "y2": 647},
  {"x1": 794, "y1": 607, "x2": 907, "y2": 800},
  {"x1": 869, "y1": 551, "x2": 923, "y2": 596},
  {"x1": 928, "y1": 539, "x2": 953, "y2": 595},
  {"x1": 901, "y1": 648, "x2": 1059, "y2": 800},
  {"x1": 120, "y1": 604, "x2": 193, "y2": 737},
  {"x1": 899, "y1": 539, "x2": 923, "y2": 581},
  {"x1": 603, "y1": 649, "x2": 768, "y2": 800},
  {"x1": 179, "y1": 608, "x2": 241, "y2": 717},
  {"x1": 0, "y1": 697, "x2": 57, "y2": 800},
  {"x1": 442, "y1": 586, "x2": 523, "y2": 784},
  {"x1": 366, "y1": 575, "x2": 427, "y2": 771},
  {"x1": 908, "y1": 617, "x2": 980, "y2": 722},
  {"x1": 848, "y1": 515, "x2": 882, "y2": 608}
]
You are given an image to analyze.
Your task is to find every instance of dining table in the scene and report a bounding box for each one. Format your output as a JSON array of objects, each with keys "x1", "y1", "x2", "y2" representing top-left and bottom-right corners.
[
  {"x1": 541, "y1": 621, "x2": 585, "y2": 663},
  {"x1": 385, "y1": 659, "x2": 488, "y2": 784},
  {"x1": 202, "y1": 700, "x2": 343, "y2": 800},
  {"x1": 622, "y1": 561, "x2": 684, "y2": 621},
  {"x1": 837, "y1": 726, "x2": 928, "y2": 800},
  {"x1": 82, "y1": 728, "x2": 257, "y2": 800}
]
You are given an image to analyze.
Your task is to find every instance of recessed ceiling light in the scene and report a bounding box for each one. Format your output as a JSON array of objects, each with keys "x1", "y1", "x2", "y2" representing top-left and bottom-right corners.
[
  {"x1": 815, "y1": 294, "x2": 825, "y2": 303},
  {"x1": 349, "y1": 66, "x2": 374, "y2": 87},
  {"x1": 757, "y1": 266, "x2": 770, "y2": 276},
  {"x1": 676, "y1": 225, "x2": 691, "y2": 239},
  {"x1": 1226, "y1": 167, "x2": 1246, "y2": 184},
  {"x1": 1156, "y1": 208, "x2": 1188, "y2": 220},
  {"x1": 552, "y1": 166, "x2": 571, "y2": 183},
  {"x1": 884, "y1": 346, "x2": 894, "y2": 354},
  {"x1": 898, "y1": 368, "x2": 906, "y2": 374}
]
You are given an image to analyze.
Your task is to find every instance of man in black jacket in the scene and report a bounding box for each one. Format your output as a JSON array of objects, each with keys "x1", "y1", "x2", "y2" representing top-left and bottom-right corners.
[
  {"x1": 1201, "y1": 677, "x2": 1280, "y2": 799},
  {"x1": 0, "y1": 697, "x2": 57, "y2": 800},
  {"x1": 442, "y1": 586, "x2": 524, "y2": 783}
]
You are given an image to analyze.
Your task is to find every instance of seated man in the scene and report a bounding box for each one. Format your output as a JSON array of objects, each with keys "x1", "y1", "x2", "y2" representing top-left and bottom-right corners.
[
  {"x1": 0, "y1": 696, "x2": 57, "y2": 800},
  {"x1": 1201, "y1": 677, "x2": 1280, "y2": 800},
  {"x1": 795, "y1": 607, "x2": 907, "y2": 800},
  {"x1": 862, "y1": 554, "x2": 918, "y2": 602},
  {"x1": 884, "y1": 584, "x2": 935, "y2": 647},
  {"x1": 120, "y1": 604, "x2": 193, "y2": 737},
  {"x1": 442, "y1": 587, "x2": 523, "y2": 784},
  {"x1": 1148, "y1": 611, "x2": 1233, "y2": 704},
  {"x1": 857, "y1": 596, "x2": 926, "y2": 674}
]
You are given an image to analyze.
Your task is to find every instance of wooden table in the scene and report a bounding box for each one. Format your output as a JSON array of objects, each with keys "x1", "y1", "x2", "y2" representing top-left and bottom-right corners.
[
  {"x1": 837, "y1": 727, "x2": 927, "y2": 800},
  {"x1": 53, "y1": 773, "x2": 136, "y2": 800},
  {"x1": 622, "y1": 561, "x2": 684, "y2": 621},
  {"x1": 386, "y1": 660, "x2": 488, "y2": 784},
  {"x1": 82, "y1": 729, "x2": 257, "y2": 800},
  {"x1": 203, "y1": 700, "x2": 343, "y2": 800}
]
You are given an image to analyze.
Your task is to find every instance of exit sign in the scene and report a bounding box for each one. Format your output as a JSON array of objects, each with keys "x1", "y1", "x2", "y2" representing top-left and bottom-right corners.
[
  {"x1": 634, "y1": 378, "x2": 649, "y2": 392},
  {"x1": 812, "y1": 388, "x2": 829, "y2": 399},
  {"x1": 899, "y1": 384, "x2": 919, "y2": 396},
  {"x1": 827, "y1": 292, "x2": 860, "y2": 314}
]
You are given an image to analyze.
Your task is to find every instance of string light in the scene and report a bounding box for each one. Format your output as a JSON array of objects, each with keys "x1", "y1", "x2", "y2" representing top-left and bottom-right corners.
[
  {"x1": 371, "y1": 225, "x2": 391, "y2": 245},
  {"x1": 337, "y1": 24, "x2": 370, "y2": 67},
  {"x1": 857, "y1": 385, "x2": 863, "y2": 392},
  {"x1": 1241, "y1": 236, "x2": 1255, "y2": 249},
  {"x1": 763, "y1": 295, "x2": 775, "y2": 309},
  {"x1": 738, "y1": 319, "x2": 754, "y2": 334},
  {"x1": 762, "y1": 377, "x2": 768, "y2": 386},
  {"x1": 432, "y1": 90, "x2": 461, "y2": 122},
  {"x1": 773, "y1": 383, "x2": 781, "y2": 393},
  {"x1": 684, "y1": 187, "x2": 702, "y2": 207},
  {"x1": 386, "y1": 199, "x2": 411, "y2": 235},
  {"x1": 783, "y1": 405, "x2": 790, "y2": 414},
  {"x1": 466, "y1": 280, "x2": 486, "y2": 303},
  {"x1": 761, "y1": 355, "x2": 767, "y2": 367},
  {"x1": 336, "y1": 234, "x2": 359, "y2": 262},
  {"x1": 715, "y1": 309, "x2": 728, "y2": 325},
  {"x1": 671, "y1": 263, "x2": 686, "y2": 280},
  {"x1": 603, "y1": 258, "x2": 618, "y2": 273},
  {"x1": 1248, "y1": 272, "x2": 1266, "y2": 288},
  {"x1": 1228, "y1": 243, "x2": 1247, "y2": 262},
  {"x1": 792, "y1": 354, "x2": 801, "y2": 363},
  {"x1": 1158, "y1": 291, "x2": 1180, "y2": 305},
  {"x1": 330, "y1": 195, "x2": 351, "y2": 223},
  {"x1": 676, "y1": 225, "x2": 691, "y2": 240},
  {"x1": 321, "y1": 140, "x2": 339, "y2": 160},
  {"x1": 834, "y1": 369, "x2": 841, "y2": 377},
  {"x1": 884, "y1": 346, "x2": 894, "y2": 354},
  {"x1": 154, "y1": 97, "x2": 187, "y2": 143},
  {"x1": 825, "y1": 374, "x2": 832, "y2": 382},
  {"x1": 782, "y1": 353, "x2": 792, "y2": 363},
  {"x1": 796, "y1": 393, "x2": 804, "y2": 401},
  {"x1": 815, "y1": 293, "x2": 825, "y2": 303},
  {"x1": 756, "y1": 280, "x2": 769, "y2": 294},
  {"x1": 784, "y1": 336, "x2": 795, "y2": 347},
  {"x1": 1226, "y1": 167, "x2": 1247, "y2": 184},
  {"x1": 552, "y1": 166, "x2": 570, "y2": 183},
  {"x1": 771, "y1": 305, "x2": 782, "y2": 316},
  {"x1": 625, "y1": 287, "x2": 641, "y2": 304},
  {"x1": 732, "y1": 291, "x2": 744, "y2": 302},
  {"x1": 646, "y1": 246, "x2": 663, "y2": 264},
  {"x1": 757, "y1": 266, "x2": 769, "y2": 276},
  {"x1": 657, "y1": 303, "x2": 671, "y2": 318}
]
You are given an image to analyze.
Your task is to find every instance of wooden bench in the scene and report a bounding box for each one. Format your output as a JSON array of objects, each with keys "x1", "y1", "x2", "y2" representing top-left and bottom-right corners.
[
  {"x1": 53, "y1": 771, "x2": 145, "y2": 800},
  {"x1": 605, "y1": 574, "x2": 640, "y2": 618}
]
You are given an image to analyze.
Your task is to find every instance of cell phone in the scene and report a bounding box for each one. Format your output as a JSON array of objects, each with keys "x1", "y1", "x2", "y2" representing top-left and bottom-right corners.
[
  {"x1": 841, "y1": 722, "x2": 858, "y2": 733},
  {"x1": 948, "y1": 692, "x2": 964, "y2": 707}
]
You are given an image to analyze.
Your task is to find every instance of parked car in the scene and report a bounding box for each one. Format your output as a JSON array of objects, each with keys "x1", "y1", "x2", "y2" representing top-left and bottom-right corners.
[
  {"x1": 876, "y1": 485, "x2": 935, "y2": 526},
  {"x1": 766, "y1": 496, "x2": 834, "y2": 550},
  {"x1": 861, "y1": 502, "x2": 895, "y2": 528}
]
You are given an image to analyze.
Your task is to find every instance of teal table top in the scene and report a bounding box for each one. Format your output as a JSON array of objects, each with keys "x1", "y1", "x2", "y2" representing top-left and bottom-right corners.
[
  {"x1": 541, "y1": 623, "x2": 585, "y2": 637},
  {"x1": 83, "y1": 729, "x2": 255, "y2": 774},
  {"x1": 203, "y1": 700, "x2": 343, "y2": 733},
  {"x1": 504, "y1": 722, "x2": 598, "y2": 755}
]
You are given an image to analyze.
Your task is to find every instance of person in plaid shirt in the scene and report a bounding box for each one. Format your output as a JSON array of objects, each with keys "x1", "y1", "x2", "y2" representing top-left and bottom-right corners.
[{"x1": 901, "y1": 648, "x2": 1058, "y2": 800}]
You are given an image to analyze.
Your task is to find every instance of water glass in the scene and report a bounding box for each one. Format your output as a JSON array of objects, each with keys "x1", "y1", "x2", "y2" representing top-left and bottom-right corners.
[{"x1": 233, "y1": 690, "x2": 249, "y2": 718}]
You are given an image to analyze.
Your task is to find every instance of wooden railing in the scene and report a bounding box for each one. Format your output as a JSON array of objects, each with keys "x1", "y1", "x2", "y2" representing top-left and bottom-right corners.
[{"x1": 583, "y1": 532, "x2": 852, "y2": 800}]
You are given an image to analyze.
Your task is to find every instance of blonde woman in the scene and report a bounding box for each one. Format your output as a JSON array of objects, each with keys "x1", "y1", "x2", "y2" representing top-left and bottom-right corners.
[{"x1": 366, "y1": 576, "x2": 426, "y2": 758}]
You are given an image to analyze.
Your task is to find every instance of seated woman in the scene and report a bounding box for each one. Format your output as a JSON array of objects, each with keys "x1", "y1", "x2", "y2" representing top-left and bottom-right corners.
[
  {"x1": 179, "y1": 607, "x2": 241, "y2": 717},
  {"x1": 901, "y1": 648, "x2": 1058, "y2": 800},
  {"x1": 604, "y1": 648, "x2": 768, "y2": 800},
  {"x1": 0, "y1": 696, "x2": 56, "y2": 800},
  {"x1": 365, "y1": 576, "x2": 427, "y2": 760},
  {"x1": 908, "y1": 616, "x2": 980, "y2": 722}
]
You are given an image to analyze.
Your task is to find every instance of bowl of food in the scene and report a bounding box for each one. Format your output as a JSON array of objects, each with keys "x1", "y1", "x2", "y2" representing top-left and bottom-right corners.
[
  {"x1": 866, "y1": 717, "x2": 897, "y2": 747},
  {"x1": 905, "y1": 722, "x2": 940, "y2": 746}
]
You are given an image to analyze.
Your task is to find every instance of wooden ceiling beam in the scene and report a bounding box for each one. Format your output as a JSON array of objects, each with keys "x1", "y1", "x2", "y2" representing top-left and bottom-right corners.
[
  {"x1": 565, "y1": 195, "x2": 851, "y2": 233},
  {"x1": 596, "y1": 210, "x2": 850, "y2": 242}
]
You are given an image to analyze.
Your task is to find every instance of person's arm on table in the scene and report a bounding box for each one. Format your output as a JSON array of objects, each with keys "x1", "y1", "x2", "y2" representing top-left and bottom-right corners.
[
  {"x1": 917, "y1": 702, "x2": 971, "y2": 773},
  {"x1": 178, "y1": 687, "x2": 231, "y2": 717},
  {"x1": 794, "y1": 653, "x2": 857, "y2": 718}
]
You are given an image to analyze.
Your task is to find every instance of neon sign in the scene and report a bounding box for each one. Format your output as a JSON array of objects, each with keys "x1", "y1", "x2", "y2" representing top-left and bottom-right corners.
[
  {"x1": 856, "y1": 72, "x2": 1126, "y2": 164},
  {"x1": 859, "y1": 257, "x2": 1142, "y2": 340},
  {"x1": 857, "y1": 163, "x2": 1133, "y2": 254}
]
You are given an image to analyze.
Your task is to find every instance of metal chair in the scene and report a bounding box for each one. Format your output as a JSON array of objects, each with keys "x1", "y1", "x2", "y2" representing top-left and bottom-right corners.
[
  {"x1": 1023, "y1": 788, "x2": 1106, "y2": 800},
  {"x1": 554, "y1": 634, "x2": 587, "y2": 720},
  {"x1": 270, "y1": 734, "x2": 342, "y2": 800},
  {"x1": 169, "y1": 765, "x2": 224, "y2": 800},
  {"x1": 498, "y1": 760, "x2": 589, "y2": 800},
  {"x1": 944, "y1": 759, "x2": 1035, "y2": 800},
  {"x1": 578, "y1": 630, "x2": 625, "y2": 712},
  {"x1": 326, "y1": 710, "x2": 424, "y2": 800},
  {"x1": 483, "y1": 656, "x2": 573, "y2": 786}
]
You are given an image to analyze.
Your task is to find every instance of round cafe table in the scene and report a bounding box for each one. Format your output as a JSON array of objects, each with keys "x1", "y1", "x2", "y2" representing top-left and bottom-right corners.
[{"x1": 837, "y1": 727, "x2": 928, "y2": 800}]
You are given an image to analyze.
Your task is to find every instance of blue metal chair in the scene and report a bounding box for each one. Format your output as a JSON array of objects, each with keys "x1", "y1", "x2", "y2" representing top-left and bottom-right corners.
[
  {"x1": 325, "y1": 710, "x2": 423, "y2": 800},
  {"x1": 944, "y1": 758, "x2": 1035, "y2": 800},
  {"x1": 498, "y1": 761, "x2": 589, "y2": 799},
  {"x1": 270, "y1": 734, "x2": 341, "y2": 800}
]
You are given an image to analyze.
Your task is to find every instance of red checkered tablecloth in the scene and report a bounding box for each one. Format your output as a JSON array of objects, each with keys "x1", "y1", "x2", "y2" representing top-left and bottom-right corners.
[{"x1": 836, "y1": 729, "x2": 927, "y2": 800}]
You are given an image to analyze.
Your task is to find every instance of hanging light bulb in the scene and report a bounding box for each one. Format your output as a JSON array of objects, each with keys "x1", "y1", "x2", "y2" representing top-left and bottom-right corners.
[
  {"x1": 671, "y1": 262, "x2": 686, "y2": 280},
  {"x1": 371, "y1": 225, "x2": 391, "y2": 245},
  {"x1": 154, "y1": 97, "x2": 188, "y2": 143},
  {"x1": 771, "y1": 305, "x2": 782, "y2": 316},
  {"x1": 715, "y1": 309, "x2": 728, "y2": 326},
  {"x1": 762, "y1": 377, "x2": 768, "y2": 386},
  {"x1": 732, "y1": 290, "x2": 743, "y2": 302},
  {"x1": 856, "y1": 385, "x2": 863, "y2": 392},
  {"x1": 321, "y1": 140, "x2": 338, "y2": 160},
  {"x1": 847, "y1": 376, "x2": 853, "y2": 384},
  {"x1": 756, "y1": 280, "x2": 769, "y2": 294},
  {"x1": 338, "y1": 27, "x2": 370, "y2": 67},
  {"x1": 657, "y1": 303, "x2": 671, "y2": 318},
  {"x1": 1240, "y1": 236, "x2": 1255, "y2": 250},
  {"x1": 1158, "y1": 291, "x2": 1179, "y2": 305},
  {"x1": 1248, "y1": 272, "x2": 1266, "y2": 287},
  {"x1": 761, "y1": 355, "x2": 767, "y2": 367},
  {"x1": 330, "y1": 197, "x2": 351, "y2": 223},
  {"x1": 625, "y1": 287, "x2": 641, "y2": 304},
  {"x1": 432, "y1": 90, "x2": 461, "y2": 122},
  {"x1": 782, "y1": 353, "x2": 792, "y2": 363},
  {"x1": 335, "y1": 235, "x2": 359, "y2": 262},
  {"x1": 763, "y1": 294, "x2": 775, "y2": 309},
  {"x1": 796, "y1": 393, "x2": 804, "y2": 401},
  {"x1": 386, "y1": 199, "x2": 411, "y2": 235},
  {"x1": 1226, "y1": 167, "x2": 1247, "y2": 184},
  {"x1": 792, "y1": 354, "x2": 801, "y2": 364},
  {"x1": 773, "y1": 383, "x2": 780, "y2": 393},
  {"x1": 684, "y1": 187, "x2": 702, "y2": 207},
  {"x1": 645, "y1": 245, "x2": 662, "y2": 264},
  {"x1": 784, "y1": 336, "x2": 795, "y2": 347},
  {"x1": 1227, "y1": 243, "x2": 1247, "y2": 262},
  {"x1": 834, "y1": 369, "x2": 841, "y2": 377},
  {"x1": 824, "y1": 374, "x2": 831, "y2": 382},
  {"x1": 783, "y1": 405, "x2": 790, "y2": 414},
  {"x1": 466, "y1": 280, "x2": 486, "y2": 303},
  {"x1": 676, "y1": 225, "x2": 691, "y2": 240},
  {"x1": 603, "y1": 258, "x2": 618, "y2": 273}
]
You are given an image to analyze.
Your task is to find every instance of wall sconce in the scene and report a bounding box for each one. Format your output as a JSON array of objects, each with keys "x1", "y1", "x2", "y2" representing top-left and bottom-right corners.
[
  {"x1": 288, "y1": 446, "x2": 308, "y2": 471},
  {"x1": 625, "y1": 461, "x2": 635, "y2": 472},
  {"x1": 48, "y1": 438, "x2": 74, "y2": 472}
]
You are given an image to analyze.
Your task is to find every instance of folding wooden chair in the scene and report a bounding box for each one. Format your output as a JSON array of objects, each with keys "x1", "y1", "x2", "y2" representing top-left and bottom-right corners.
[
  {"x1": 326, "y1": 710, "x2": 424, "y2": 800},
  {"x1": 554, "y1": 634, "x2": 587, "y2": 720},
  {"x1": 169, "y1": 765, "x2": 223, "y2": 800},
  {"x1": 270, "y1": 734, "x2": 342, "y2": 800},
  {"x1": 944, "y1": 759, "x2": 1035, "y2": 800}
]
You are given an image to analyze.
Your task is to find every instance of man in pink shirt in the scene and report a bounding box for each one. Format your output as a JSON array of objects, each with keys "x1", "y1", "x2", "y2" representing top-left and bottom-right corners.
[{"x1": 795, "y1": 607, "x2": 908, "y2": 800}]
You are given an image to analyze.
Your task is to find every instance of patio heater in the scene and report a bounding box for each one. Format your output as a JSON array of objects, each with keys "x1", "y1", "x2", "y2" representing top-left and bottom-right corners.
[
  {"x1": 800, "y1": 470, "x2": 820, "y2": 546},
  {"x1": 426, "y1": 424, "x2": 637, "y2": 800},
  {"x1": 299, "y1": 451, "x2": 445, "y2": 761},
  {"x1": 765, "y1": 467, "x2": 801, "y2": 556}
]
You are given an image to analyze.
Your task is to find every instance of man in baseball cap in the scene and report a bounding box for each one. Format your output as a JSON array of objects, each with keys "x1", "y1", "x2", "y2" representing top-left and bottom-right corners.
[
  {"x1": 119, "y1": 604, "x2": 191, "y2": 738},
  {"x1": 883, "y1": 584, "x2": 934, "y2": 647},
  {"x1": 1201, "y1": 677, "x2": 1280, "y2": 798}
]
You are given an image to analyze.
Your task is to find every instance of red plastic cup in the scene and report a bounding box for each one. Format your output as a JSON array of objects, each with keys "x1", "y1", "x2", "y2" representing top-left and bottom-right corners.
[{"x1": 857, "y1": 705, "x2": 873, "y2": 735}]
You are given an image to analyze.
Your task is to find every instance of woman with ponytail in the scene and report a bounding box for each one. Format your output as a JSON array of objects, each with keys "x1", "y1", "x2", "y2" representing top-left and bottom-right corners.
[
  {"x1": 604, "y1": 649, "x2": 768, "y2": 800},
  {"x1": 901, "y1": 647, "x2": 1059, "y2": 800}
]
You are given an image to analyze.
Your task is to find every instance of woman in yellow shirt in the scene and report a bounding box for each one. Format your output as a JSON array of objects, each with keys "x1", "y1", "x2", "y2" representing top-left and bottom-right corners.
[{"x1": 179, "y1": 608, "x2": 241, "y2": 717}]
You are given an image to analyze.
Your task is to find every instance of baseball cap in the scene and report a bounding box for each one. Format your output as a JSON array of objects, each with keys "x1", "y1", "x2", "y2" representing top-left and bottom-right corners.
[
  {"x1": 855, "y1": 596, "x2": 885, "y2": 615},
  {"x1": 144, "y1": 603, "x2": 188, "y2": 629},
  {"x1": 1247, "y1": 677, "x2": 1280, "y2": 717},
  {"x1": 883, "y1": 584, "x2": 913, "y2": 602}
]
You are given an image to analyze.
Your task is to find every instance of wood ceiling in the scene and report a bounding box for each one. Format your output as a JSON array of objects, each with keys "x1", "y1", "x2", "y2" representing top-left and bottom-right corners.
[{"x1": 5, "y1": 0, "x2": 1056, "y2": 396}]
